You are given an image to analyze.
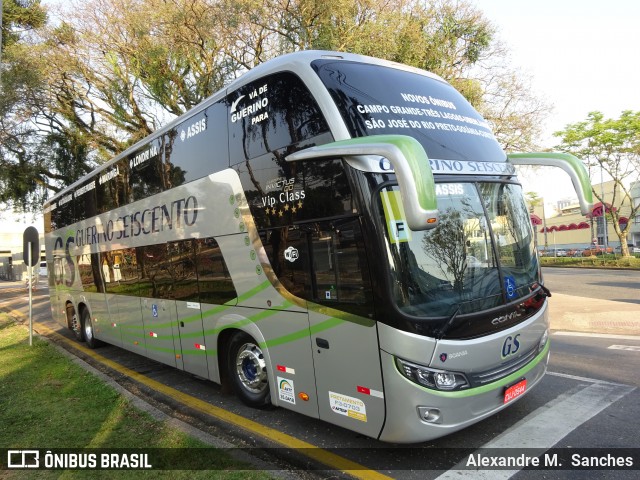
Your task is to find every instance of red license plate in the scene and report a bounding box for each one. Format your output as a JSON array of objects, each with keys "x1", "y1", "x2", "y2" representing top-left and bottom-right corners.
[{"x1": 504, "y1": 379, "x2": 527, "y2": 404}]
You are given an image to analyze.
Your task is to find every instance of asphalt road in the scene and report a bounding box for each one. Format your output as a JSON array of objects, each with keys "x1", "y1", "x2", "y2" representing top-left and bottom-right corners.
[
  {"x1": 1, "y1": 279, "x2": 638, "y2": 479},
  {"x1": 542, "y1": 267, "x2": 640, "y2": 304}
]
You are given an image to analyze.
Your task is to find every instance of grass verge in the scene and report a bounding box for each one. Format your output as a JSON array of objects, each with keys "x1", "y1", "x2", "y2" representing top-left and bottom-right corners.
[
  {"x1": 540, "y1": 255, "x2": 640, "y2": 269},
  {"x1": 0, "y1": 313, "x2": 272, "y2": 479}
]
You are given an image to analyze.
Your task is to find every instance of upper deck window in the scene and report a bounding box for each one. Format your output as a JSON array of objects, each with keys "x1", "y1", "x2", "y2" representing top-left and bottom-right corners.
[
  {"x1": 165, "y1": 100, "x2": 229, "y2": 186},
  {"x1": 227, "y1": 71, "x2": 330, "y2": 163}
]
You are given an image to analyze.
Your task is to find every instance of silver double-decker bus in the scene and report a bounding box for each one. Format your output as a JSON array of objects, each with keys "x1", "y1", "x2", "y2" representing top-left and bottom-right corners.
[{"x1": 44, "y1": 51, "x2": 592, "y2": 443}]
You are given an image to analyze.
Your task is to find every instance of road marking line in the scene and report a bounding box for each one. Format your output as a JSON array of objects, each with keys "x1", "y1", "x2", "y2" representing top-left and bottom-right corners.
[
  {"x1": 608, "y1": 345, "x2": 640, "y2": 352},
  {"x1": 31, "y1": 320, "x2": 391, "y2": 480},
  {"x1": 434, "y1": 382, "x2": 635, "y2": 479},
  {"x1": 553, "y1": 331, "x2": 640, "y2": 341},
  {"x1": 547, "y1": 371, "x2": 632, "y2": 387}
]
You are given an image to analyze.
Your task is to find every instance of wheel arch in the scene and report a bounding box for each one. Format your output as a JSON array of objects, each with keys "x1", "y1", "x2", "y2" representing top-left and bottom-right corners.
[{"x1": 217, "y1": 325, "x2": 273, "y2": 400}]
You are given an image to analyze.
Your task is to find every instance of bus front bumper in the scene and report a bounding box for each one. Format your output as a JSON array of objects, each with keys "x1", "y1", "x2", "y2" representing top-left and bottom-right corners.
[{"x1": 378, "y1": 341, "x2": 550, "y2": 443}]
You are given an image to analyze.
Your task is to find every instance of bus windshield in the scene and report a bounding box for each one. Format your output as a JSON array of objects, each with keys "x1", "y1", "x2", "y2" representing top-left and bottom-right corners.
[
  {"x1": 312, "y1": 59, "x2": 506, "y2": 163},
  {"x1": 378, "y1": 182, "x2": 539, "y2": 318}
]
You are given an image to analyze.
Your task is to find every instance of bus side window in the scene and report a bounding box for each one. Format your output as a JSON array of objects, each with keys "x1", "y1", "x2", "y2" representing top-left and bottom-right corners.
[
  {"x1": 129, "y1": 137, "x2": 165, "y2": 201},
  {"x1": 74, "y1": 179, "x2": 98, "y2": 222},
  {"x1": 102, "y1": 249, "x2": 130, "y2": 293},
  {"x1": 164, "y1": 100, "x2": 229, "y2": 187},
  {"x1": 194, "y1": 238, "x2": 237, "y2": 305},
  {"x1": 96, "y1": 160, "x2": 127, "y2": 214},
  {"x1": 260, "y1": 227, "x2": 311, "y2": 301},
  {"x1": 49, "y1": 203, "x2": 61, "y2": 231},
  {"x1": 168, "y1": 240, "x2": 199, "y2": 302},
  {"x1": 137, "y1": 244, "x2": 174, "y2": 299},
  {"x1": 235, "y1": 156, "x2": 352, "y2": 231},
  {"x1": 79, "y1": 253, "x2": 104, "y2": 293},
  {"x1": 228, "y1": 71, "x2": 330, "y2": 163},
  {"x1": 116, "y1": 248, "x2": 140, "y2": 296}
]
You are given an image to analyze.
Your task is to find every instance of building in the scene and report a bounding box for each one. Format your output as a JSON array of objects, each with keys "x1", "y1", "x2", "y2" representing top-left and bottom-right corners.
[
  {"x1": 528, "y1": 180, "x2": 636, "y2": 252},
  {"x1": 0, "y1": 220, "x2": 45, "y2": 281}
]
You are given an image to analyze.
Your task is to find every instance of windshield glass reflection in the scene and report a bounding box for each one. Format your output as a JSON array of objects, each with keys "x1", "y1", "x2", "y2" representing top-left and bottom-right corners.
[{"x1": 378, "y1": 182, "x2": 538, "y2": 317}]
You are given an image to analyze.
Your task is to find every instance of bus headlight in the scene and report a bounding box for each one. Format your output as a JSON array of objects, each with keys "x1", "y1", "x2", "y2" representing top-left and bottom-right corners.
[{"x1": 395, "y1": 357, "x2": 469, "y2": 391}]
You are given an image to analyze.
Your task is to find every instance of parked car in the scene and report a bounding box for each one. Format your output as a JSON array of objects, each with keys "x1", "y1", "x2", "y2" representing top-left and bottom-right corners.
[
  {"x1": 554, "y1": 249, "x2": 567, "y2": 257},
  {"x1": 615, "y1": 244, "x2": 640, "y2": 254},
  {"x1": 582, "y1": 245, "x2": 614, "y2": 256}
]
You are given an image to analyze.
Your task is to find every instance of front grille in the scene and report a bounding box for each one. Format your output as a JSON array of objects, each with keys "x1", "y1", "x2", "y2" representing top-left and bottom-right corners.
[{"x1": 468, "y1": 345, "x2": 538, "y2": 387}]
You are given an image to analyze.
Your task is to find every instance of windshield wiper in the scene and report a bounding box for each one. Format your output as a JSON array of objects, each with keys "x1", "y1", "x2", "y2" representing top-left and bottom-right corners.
[{"x1": 435, "y1": 305, "x2": 461, "y2": 340}]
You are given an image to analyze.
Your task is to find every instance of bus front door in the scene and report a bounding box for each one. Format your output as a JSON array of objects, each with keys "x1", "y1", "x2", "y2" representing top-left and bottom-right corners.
[{"x1": 307, "y1": 221, "x2": 385, "y2": 438}]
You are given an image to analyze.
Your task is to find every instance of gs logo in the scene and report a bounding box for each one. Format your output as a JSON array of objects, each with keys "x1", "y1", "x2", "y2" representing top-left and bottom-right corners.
[
  {"x1": 501, "y1": 334, "x2": 521, "y2": 358},
  {"x1": 53, "y1": 235, "x2": 75, "y2": 287}
]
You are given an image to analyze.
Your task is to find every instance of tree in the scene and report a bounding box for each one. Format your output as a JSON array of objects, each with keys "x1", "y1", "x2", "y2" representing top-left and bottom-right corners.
[
  {"x1": 554, "y1": 111, "x2": 640, "y2": 257},
  {"x1": 1, "y1": 0, "x2": 551, "y2": 213},
  {"x1": 0, "y1": 0, "x2": 53, "y2": 213}
]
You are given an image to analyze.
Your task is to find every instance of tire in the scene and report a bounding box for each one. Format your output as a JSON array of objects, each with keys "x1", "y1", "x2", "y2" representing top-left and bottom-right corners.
[
  {"x1": 67, "y1": 304, "x2": 84, "y2": 342},
  {"x1": 81, "y1": 309, "x2": 103, "y2": 349},
  {"x1": 227, "y1": 332, "x2": 271, "y2": 408}
]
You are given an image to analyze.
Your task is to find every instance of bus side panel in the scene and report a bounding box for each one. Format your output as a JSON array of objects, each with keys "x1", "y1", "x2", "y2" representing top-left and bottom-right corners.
[
  {"x1": 48, "y1": 285, "x2": 66, "y2": 328},
  {"x1": 92, "y1": 292, "x2": 123, "y2": 348},
  {"x1": 116, "y1": 295, "x2": 147, "y2": 356},
  {"x1": 310, "y1": 312, "x2": 385, "y2": 439}
]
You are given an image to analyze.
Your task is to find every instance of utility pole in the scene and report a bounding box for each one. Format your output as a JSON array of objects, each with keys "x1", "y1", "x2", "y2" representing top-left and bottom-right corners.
[
  {"x1": 600, "y1": 164, "x2": 608, "y2": 250},
  {"x1": 542, "y1": 201, "x2": 548, "y2": 249}
]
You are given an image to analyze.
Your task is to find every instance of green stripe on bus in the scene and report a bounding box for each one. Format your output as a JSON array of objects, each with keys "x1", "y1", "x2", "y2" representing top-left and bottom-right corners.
[
  {"x1": 403, "y1": 341, "x2": 550, "y2": 398},
  {"x1": 261, "y1": 317, "x2": 344, "y2": 350},
  {"x1": 196, "y1": 300, "x2": 294, "y2": 338},
  {"x1": 120, "y1": 280, "x2": 274, "y2": 331}
]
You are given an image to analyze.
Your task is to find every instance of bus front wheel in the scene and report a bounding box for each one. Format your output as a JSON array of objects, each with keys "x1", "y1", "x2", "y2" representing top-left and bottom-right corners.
[{"x1": 227, "y1": 332, "x2": 271, "y2": 408}]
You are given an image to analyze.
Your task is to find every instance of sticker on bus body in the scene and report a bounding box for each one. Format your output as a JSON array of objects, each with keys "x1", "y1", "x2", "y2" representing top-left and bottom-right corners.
[
  {"x1": 329, "y1": 391, "x2": 367, "y2": 422},
  {"x1": 277, "y1": 377, "x2": 296, "y2": 405}
]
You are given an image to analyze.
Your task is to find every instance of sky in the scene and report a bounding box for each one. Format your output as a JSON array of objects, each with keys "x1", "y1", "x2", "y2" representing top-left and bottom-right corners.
[
  {"x1": 5, "y1": 0, "x2": 640, "y2": 231},
  {"x1": 476, "y1": 0, "x2": 640, "y2": 203},
  {"x1": 478, "y1": 0, "x2": 640, "y2": 143}
]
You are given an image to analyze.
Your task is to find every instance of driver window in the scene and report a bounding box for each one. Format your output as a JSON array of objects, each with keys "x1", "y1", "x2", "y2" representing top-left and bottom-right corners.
[{"x1": 309, "y1": 219, "x2": 374, "y2": 318}]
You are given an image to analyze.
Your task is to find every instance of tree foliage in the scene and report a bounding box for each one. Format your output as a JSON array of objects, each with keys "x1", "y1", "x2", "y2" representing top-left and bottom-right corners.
[
  {"x1": 554, "y1": 111, "x2": 640, "y2": 256},
  {"x1": 0, "y1": 0, "x2": 53, "y2": 212},
  {"x1": 1, "y1": 0, "x2": 551, "y2": 214},
  {"x1": 1, "y1": 0, "x2": 47, "y2": 53}
]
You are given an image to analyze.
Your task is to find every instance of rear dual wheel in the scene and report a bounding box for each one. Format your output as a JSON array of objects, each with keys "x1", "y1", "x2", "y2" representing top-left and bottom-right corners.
[
  {"x1": 81, "y1": 309, "x2": 102, "y2": 349},
  {"x1": 66, "y1": 304, "x2": 102, "y2": 348}
]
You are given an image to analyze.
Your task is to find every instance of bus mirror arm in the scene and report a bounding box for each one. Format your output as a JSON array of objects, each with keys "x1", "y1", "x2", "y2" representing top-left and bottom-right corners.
[
  {"x1": 286, "y1": 135, "x2": 439, "y2": 230},
  {"x1": 507, "y1": 152, "x2": 594, "y2": 216}
]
